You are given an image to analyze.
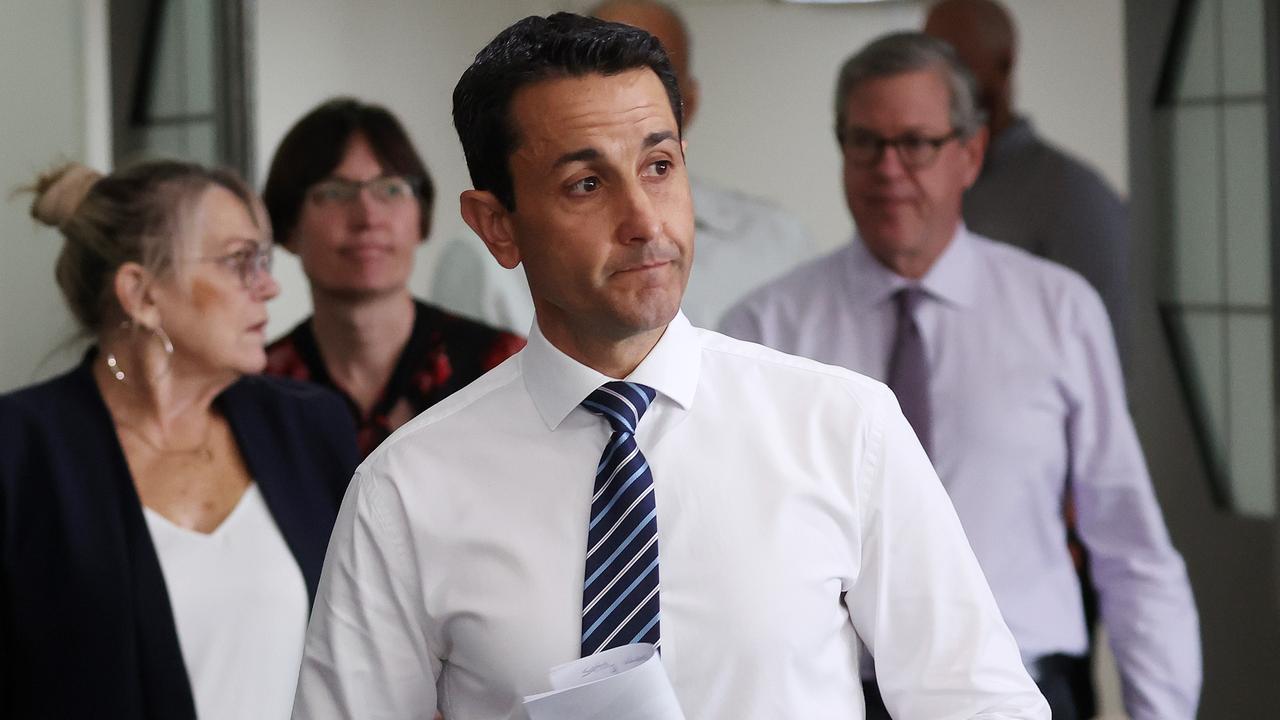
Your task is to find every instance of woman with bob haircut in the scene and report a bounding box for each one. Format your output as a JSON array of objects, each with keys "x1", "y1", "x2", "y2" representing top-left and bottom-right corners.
[
  {"x1": 0, "y1": 160, "x2": 359, "y2": 719},
  {"x1": 263, "y1": 98, "x2": 525, "y2": 456}
]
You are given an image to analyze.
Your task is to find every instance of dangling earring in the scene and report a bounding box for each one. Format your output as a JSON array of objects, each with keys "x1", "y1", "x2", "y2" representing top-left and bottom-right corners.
[
  {"x1": 153, "y1": 325, "x2": 174, "y2": 355},
  {"x1": 105, "y1": 319, "x2": 174, "y2": 383},
  {"x1": 106, "y1": 319, "x2": 133, "y2": 382},
  {"x1": 106, "y1": 353, "x2": 126, "y2": 382}
]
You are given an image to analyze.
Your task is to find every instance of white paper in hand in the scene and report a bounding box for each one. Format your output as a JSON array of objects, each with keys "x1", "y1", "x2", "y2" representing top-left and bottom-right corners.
[{"x1": 522, "y1": 643, "x2": 685, "y2": 720}]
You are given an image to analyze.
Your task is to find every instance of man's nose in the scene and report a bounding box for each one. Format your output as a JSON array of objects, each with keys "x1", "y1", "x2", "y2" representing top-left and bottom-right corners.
[
  {"x1": 872, "y1": 141, "x2": 910, "y2": 177},
  {"x1": 615, "y1": 180, "x2": 663, "y2": 243}
]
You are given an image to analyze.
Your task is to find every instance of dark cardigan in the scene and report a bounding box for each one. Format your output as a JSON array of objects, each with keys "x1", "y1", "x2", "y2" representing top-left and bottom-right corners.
[{"x1": 0, "y1": 353, "x2": 359, "y2": 719}]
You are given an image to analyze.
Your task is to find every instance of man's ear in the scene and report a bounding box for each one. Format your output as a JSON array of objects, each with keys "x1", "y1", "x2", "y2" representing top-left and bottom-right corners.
[
  {"x1": 460, "y1": 190, "x2": 521, "y2": 269},
  {"x1": 113, "y1": 261, "x2": 162, "y2": 329}
]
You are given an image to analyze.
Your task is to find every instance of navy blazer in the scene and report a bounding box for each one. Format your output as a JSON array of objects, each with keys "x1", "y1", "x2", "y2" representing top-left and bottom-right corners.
[{"x1": 0, "y1": 354, "x2": 360, "y2": 719}]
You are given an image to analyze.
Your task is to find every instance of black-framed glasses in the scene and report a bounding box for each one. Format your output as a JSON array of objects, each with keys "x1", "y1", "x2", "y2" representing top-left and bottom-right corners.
[
  {"x1": 840, "y1": 128, "x2": 962, "y2": 169},
  {"x1": 199, "y1": 243, "x2": 274, "y2": 289},
  {"x1": 307, "y1": 175, "x2": 420, "y2": 205}
]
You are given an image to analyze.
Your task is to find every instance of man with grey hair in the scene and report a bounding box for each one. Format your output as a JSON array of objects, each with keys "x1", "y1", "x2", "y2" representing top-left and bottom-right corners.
[{"x1": 722, "y1": 31, "x2": 1200, "y2": 720}]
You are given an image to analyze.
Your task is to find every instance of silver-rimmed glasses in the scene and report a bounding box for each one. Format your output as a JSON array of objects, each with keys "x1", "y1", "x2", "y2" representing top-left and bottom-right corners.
[
  {"x1": 306, "y1": 175, "x2": 421, "y2": 205},
  {"x1": 199, "y1": 243, "x2": 274, "y2": 290}
]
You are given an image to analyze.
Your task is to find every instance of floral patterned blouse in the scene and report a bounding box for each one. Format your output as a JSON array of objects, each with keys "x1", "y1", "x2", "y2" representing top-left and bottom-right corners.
[{"x1": 265, "y1": 299, "x2": 525, "y2": 456}]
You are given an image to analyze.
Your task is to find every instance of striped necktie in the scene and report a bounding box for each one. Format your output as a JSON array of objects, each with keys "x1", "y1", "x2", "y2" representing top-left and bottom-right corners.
[{"x1": 579, "y1": 381, "x2": 661, "y2": 656}]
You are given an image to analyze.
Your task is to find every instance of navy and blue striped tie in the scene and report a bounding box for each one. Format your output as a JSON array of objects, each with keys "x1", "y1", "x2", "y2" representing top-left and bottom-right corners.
[{"x1": 579, "y1": 381, "x2": 661, "y2": 656}]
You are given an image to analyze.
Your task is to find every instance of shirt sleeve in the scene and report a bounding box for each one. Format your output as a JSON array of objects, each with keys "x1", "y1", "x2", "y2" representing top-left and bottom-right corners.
[
  {"x1": 1062, "y1": 284, "x2": 1202, "y2": 720},
  {"x1": 292, "y1": 465, "x2": 442, "y2": 720},
  {"x1": 844, "y1": 384, "x2": 1050, "y2": 720}
]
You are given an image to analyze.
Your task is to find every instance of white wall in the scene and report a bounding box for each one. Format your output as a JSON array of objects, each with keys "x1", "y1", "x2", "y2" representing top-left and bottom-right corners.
[{"x1": 0, "y1": 0, "x2": 109, "y2": 392}]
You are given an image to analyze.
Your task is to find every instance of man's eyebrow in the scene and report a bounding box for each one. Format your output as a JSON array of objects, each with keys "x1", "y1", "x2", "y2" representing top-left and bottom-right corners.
[
  {"x1": 553, "y1": 147, "x2": 601, "y2": 168},
  {"x1": 643, "y1": 131, "x2": 677, "y2": 149}
]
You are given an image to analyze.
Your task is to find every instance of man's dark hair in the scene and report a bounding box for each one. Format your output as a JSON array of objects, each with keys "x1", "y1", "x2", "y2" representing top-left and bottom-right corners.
[
  {"x1": 452, "y1": 12, "x2": 683, "y2": 211},
  {"x1": 262, "y1": 97, "x2": 434, "y2": 244}
]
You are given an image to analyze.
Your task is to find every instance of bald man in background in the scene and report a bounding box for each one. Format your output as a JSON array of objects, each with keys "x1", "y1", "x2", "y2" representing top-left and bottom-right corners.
[
  {"x1": 925, "y1": 0, "x2": 1129, "y2": 355},
  {"x1": 430, "y1": 0, "x2": 818, "y2": 333}
]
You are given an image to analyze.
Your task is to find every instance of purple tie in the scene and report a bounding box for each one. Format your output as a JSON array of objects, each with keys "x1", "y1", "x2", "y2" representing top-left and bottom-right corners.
[{"x1": 887, "y1": 287, "x2": 932, "y2": 457}]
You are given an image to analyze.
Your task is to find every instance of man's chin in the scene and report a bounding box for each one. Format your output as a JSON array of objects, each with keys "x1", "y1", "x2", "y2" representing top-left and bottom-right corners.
[{"x1": 608, "y1": 295, "x2": 682, "y2": 337}]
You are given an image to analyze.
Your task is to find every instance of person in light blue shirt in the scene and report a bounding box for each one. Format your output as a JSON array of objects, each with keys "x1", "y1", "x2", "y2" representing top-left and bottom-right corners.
[{"x1": 722, "y1": 31, "x2": 1200, "y2": 720}]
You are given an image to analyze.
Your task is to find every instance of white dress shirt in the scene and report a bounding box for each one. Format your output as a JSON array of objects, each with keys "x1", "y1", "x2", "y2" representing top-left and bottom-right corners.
[
  {"x1": 293, "y1": 312, "x2": 1048, "y2": 719},
  {"x1": 720, "y1": 228, "x2": 1201, "y2": 720},
  {"x1": 144, "y1": 483, "x2": 310, "y2": 720},
  {"x1": 428, "y1": 177, "x2": 819, "y2": 333}
]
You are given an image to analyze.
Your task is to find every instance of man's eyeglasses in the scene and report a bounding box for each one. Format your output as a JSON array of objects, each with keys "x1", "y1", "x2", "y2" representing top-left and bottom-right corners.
[
  {"x1": 307, "y1": 175, "x2": 420, "y2": 205},
  {"x1": 840, "y1": 129, "x2": 962, "y2": 169},
  {"x1": 200, "y1": 243, "x2": 274, "y2": 290}
]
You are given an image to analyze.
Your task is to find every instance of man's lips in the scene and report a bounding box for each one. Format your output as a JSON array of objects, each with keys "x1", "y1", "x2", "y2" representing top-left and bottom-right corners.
[
  {"x1": 864, "y1": 193, "x2": 916, "y2": 205},
  {"x1": 615, "y1": 258, "x2": 673, "y2": 274}
]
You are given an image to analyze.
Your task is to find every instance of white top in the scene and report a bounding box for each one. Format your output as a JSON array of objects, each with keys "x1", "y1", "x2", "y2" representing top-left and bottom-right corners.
[
  {"x1": 428, "y1": 177, "x2": 819, "y2": 333},
  {"x1": 145, "y1": 483, "x2": 310, "y2": 720},
  {"x1": 293, "y1": 312, "x2": 1049, "y2": 719},
  {"x1": 721, "y1": 228, "x2": 1201, "y2": 720}
]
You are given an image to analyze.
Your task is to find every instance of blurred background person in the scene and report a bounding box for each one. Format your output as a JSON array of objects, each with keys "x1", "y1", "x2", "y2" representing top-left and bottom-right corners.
[
  {"x1": 722, "y1": 31, "x2": 1199, "y2": 720},
  {"x1": 429, "y1": 0, "x2": 819, "y2": 333},
  {"x1": 925, "y1": 2, "x2": 1131, "y2": 710},
  {"x1": 262, "y1": 98, "x2": 525, "y2": 456},
  {"x1": 924, "y1": 0, "x2": 1129, "y2": 354},
  {"x1": 0, "y1": 161, "x2": 359, "y2": 719}
]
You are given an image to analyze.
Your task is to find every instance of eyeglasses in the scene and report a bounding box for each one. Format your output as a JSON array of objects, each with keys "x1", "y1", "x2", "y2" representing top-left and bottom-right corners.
[
  {"x1": 840, "y1": 128, "x2": 962, "y2": 169},
  {"x1": 307, "y1": 175, "x2": 420, "y2": 205},
  {"x1": 199, "y1": 243, "x2": 274, "y2": 290}
]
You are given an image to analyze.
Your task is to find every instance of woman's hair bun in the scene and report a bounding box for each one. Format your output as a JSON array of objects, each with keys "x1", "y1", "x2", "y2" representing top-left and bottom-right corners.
[{"x1": 30, "y1": 163, "x2": 102, "y2": 229}]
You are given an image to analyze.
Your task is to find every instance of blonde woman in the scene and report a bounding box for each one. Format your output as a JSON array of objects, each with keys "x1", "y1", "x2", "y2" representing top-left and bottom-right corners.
[{"x1": 0, "y1": 161, "x2": 359, "y2": 719}]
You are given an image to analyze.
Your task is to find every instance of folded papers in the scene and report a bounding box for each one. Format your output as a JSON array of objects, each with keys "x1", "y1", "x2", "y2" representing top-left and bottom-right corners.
[{"x1": 523, "y1": 643, "x2": 685, "y2": 720}]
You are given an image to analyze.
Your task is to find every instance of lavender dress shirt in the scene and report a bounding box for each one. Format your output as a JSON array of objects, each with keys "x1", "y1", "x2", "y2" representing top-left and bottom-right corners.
[{"x1": 721, "y1": 227, "x2": 1201, "y2": 720}]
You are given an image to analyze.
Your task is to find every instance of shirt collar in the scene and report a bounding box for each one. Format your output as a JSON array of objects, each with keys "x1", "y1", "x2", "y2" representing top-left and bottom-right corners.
[
  {"x1": 521, "y1": 311, "x2": 701, "y2": 430},
  {"x1": 844, "y1": 224, "x2": 978, "y2": 309}
]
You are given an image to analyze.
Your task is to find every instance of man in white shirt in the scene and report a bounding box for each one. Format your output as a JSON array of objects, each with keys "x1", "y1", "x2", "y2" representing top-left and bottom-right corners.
[
  {"x1": 721, "y1": 31, "x2": 1200, "y2": 720},
  {"x1": 428, "y1": 0, "x2": 817, "y2": 332},
  {"x1": 293, "y1": 14, "x2": 1048, "y2": 719}
]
